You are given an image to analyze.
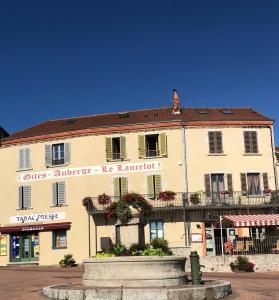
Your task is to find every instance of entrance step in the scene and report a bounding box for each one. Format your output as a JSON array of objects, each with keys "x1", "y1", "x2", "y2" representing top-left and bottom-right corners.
[{"x1": 7, "y1": 261, "x2": 39, "y2": 267}]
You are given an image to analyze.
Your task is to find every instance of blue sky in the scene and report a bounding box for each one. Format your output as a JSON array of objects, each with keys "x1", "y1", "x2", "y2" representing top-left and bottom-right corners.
[{"x1": 0, "y1": 1, "x2": 278, "y2": 143}]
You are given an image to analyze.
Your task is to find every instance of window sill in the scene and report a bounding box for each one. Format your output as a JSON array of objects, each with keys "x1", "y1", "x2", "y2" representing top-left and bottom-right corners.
[
  {"x1": 52, "y1": 247, "x2": 67, "y2": 250},
  {"x1": 46, "y1": 163, "x2": 70, "y2": 168},
  {"x1": 207, "y1": 153, "x2": 227, "y2": 156},
  {"x1": 16, "y1": 168, "x2": 33, "y2": 172},
  {"x1": 141, "y1": 155, "x2": 166, "y2": 159},
  {"x1": 16, "y1": 207, "x2": 33, "y2": 211},
  {"x1": 243, "y1": 153, "x2": 262, "y2": 156},
  {"x1": 107, "y1": 158, "x2": 130, "y2": 162},
  {"x1": 50, "y1": 205, "x2": 68, "y2": 208}
]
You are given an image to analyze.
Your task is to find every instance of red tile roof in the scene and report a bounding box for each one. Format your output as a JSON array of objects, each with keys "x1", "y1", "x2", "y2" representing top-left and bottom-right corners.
[{"x1": 2, "y1": 107, "x2": 273, "y2": 143}]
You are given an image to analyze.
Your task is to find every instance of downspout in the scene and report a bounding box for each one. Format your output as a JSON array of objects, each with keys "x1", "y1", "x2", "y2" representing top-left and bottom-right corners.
[
  {"x1": 269, "y1": 125, "x2": 278, "y2": 194},
  {"x1": 182, "y1": 124, "x2": 190, "y2": 246}
]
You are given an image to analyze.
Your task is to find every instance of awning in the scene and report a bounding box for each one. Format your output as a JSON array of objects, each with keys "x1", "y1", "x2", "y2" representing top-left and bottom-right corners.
[
  {"x1": 0, "y1": 222, "x2": 71, "y2": 234},
  {"x1": 222, "y1": 214, "x2": 279, "y2": 227}
]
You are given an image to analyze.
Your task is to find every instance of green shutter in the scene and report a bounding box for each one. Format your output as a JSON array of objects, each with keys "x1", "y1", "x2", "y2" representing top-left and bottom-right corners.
[
  {"x1": 147, "y1": 175, "x2": 155, "y2": 198},
  {"x1": 120, "y1": 136, "x2": 127, "y2": 160},
  {"x1": 114, "y1": 178, "x2": 120, "y2": 198},
  {"x1": 106, "y1": 137, "x2": 113, "y2": 161},
  {"x1": 154, "y1": 175, "x2": 162, "y2": 195},
  {"x1": 138, "y1": 135, "x2": 145, "y2": 158},
  {"x1": 120, "y1": 177, "x2": 128, "y2": 196},
  {"x1": 159, "y1": 133, "x2": 167, "y2": 157}
]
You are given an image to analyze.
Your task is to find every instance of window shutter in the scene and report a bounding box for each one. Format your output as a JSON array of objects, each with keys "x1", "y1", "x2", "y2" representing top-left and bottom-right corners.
[
  {"x1": 204, "y1": 174, "x2": 210, "y2": 197},
  {"x1": 240, "y1": 173, "x2": 247, "y2": 194},
  {"x1": 159, "y1": 133, "x2": 167, "y2": 157},
  {"x1": 106, "y1": 138, "x2": 113, "y2": 161},
  {"x1": 120, "y1": 177, "x2": 128, "y2": 196},
  {"x1": 64, "y1": 143, "x2": 71, "y2": 164},
  {"x1": 23, "y1": 186, "x2": 31, "y2": 208},
  {"x1": 120, "y1": 136, "x2": 127, "y2": 160},
  {"x1": 52, "y1": 183, "x2": 58, "y2": 206},
  {"x1": 57, "y1": 182, "x2": 66, "y2": 205},
  {"x1": 45, "y1": 144, "x2": 52, "y2": 167},
  {"x1": 18, "y1": 149, "x2": 25, "y2": 170},
  {"x1": 138, "y1": 135, "x2": 145, "y2": 158},
  {"x1": 154, "y1": 175, "x2": 162, "y2": 195},
  {"x1": 25, "y1": 148, "x2": 31, "y2": 169},
  {"x1": 208, "y1": 132, "x2": 215, "y2": 153},
  {"x1": 114, "y1": 178, "x2": 120, "y2": 198},
  {"x1": 263, "y1": 173, "x2": 269, "y2": 190},
  {"x1": 244, "y1": 132, "x2": 251, "y2": 153},
  {"x1": 251, "y1": 132, "x2": 258, "y2": 153},
  {"x1": 215, "y1": 132, "x2": 223, "y2": 153},
  {"x1": 227, "y1": 174, "x2": 233, "y2": 195},
  {"x1": 204, "y1": 174, "x2": 211, "y2": 196},
  {"x1": 18, "y1": 187, "x2": 23, "y2": 209},
  {"x1": 147, "y1": 175, "x2": 155, "y2": 198}
]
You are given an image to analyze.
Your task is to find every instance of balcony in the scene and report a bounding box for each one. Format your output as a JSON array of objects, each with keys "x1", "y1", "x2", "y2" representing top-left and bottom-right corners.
[{"x1": 87, "y1": 191, "x2": 279, "y2": 214}]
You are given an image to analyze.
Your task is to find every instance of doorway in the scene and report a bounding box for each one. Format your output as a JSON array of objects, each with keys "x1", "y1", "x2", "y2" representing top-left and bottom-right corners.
[{"x1": 10, "y1": 233, "x2": 39, "y2": 262}]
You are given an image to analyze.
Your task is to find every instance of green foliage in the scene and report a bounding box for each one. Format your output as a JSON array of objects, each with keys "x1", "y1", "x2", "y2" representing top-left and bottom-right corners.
[
  {"x1": 141, "y1": 247, "x2": 166, "y2": 256},
  {"x1": 112, "y1": 244, "x2": 129, "y2": 256},
  {"x1": 129, "y1": 243, "x2": 147, "y2": 256},
  {"x1": 94, "y1": 252, "x2": 115, "y2": 258},
  {"x1": 150, "y1": 238, "x2": 172, "y2": 254},
  {"x1": 230, "y1": 256, "x2": 254, "y2": 272},
  {"x1": 115, "y1": 201, "x2": 132, "y2": 224},
  {"x1": 59, "y1": 254, "x2": 76, "y2": 267}
]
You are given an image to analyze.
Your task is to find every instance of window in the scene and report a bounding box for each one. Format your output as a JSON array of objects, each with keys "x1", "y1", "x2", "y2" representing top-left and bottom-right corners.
[
  {"x1": 150, "y1": 221, "x2": 164, "y2": 241},
  {"x1": 45, "y1": 143, "x2": 71, "y2": 167},
  {"x1": 113, "y1": 177, "x2": 128, "y2": 198},
  {"x1": 221, "y1": 110, "x2": 234, "y2": 114},
  {"x1": 105, "y1": 137, "x2": 126, "y2": 161},
  {"x1": 147, "y1": 175, "x2": 161, "y2": 198},
  {"x1": 138, "y1": 133, "x2": 167, "y2": 158},
  {"x1": 52, "y1": 182, "x2": 66, "y2": 206},
  {"x1": 53, "y1": 230, "x2": 67, "y2": 249},
  {"x1": 241, "y1": 173, "x2": 262, "y2": 195},
  {"x1": 244, "y1": 131, "x2": 258, "y2": 153},
  {"x1": 18, "y1": 148, "x2": 32, "y2": 170},
  {"x1": 18, "y1": 186, "x2": 31, "y2": 209},
  {"x1": 208, "y1": 131, "x2": 223, "y2": 154}
]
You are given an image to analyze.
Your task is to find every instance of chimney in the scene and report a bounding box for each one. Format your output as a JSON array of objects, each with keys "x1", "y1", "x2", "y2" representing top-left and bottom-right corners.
[{"x1": 172, "y1": 89, "x2": 181, "y2": 114}]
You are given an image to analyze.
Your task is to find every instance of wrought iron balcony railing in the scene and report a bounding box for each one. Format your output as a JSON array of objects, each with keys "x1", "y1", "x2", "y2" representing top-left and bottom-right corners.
[{"x1": 88, "y1": 191, "x2": 279, "y2": 213}]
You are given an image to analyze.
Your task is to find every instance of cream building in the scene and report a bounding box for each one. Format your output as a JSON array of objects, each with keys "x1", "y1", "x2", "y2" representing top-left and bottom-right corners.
[{"x1": 0, "y1": 90, "x2": 277, "y2": 265}]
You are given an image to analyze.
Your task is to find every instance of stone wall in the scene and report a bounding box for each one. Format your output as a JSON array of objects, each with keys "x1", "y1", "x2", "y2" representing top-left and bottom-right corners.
[
  {"x1": 170, "y1": 246, "x2": 191, "y2": 257},
  {"x1": 199, "y1": 254, "x2": 279, "y2": 272}
]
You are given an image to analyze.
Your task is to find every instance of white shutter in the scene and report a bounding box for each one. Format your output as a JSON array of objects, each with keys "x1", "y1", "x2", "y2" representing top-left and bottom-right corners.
[
  {"x1": 25, "y1": 148, "x2": 31, "y2": 169},
  {"x1": 52, "y1": 183, "x2": 58, "y2": 206},
  {"x1": 57, "y1": 182, "x2": 66, "y2": 205},
  {"x1": 18, "y1": 149, "x2": 25, "y2": 170},
  {"x1": 23, "y1": 186, "x2": 31, "y2": 209},
  {"x1": 18, "y1": 187, "x2": 23, "y2": 209},
  {"x1": 45, "y1": 144, "x2": 52, "y2": 167},
  {"x1": 64, "y1": 143, "x2": 71, "y2": 164}
]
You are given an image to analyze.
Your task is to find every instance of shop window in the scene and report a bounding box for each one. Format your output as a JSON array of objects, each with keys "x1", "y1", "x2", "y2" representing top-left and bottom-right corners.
[
  {"x1": 150, "y1": 220, "x2": 164, "y2": 241},
  {"x1": 53, "y1": 230, "x2": 67, "y2": 249},
  {"x1": 45, "y1": 143, "x2": 71, "y2": 167}
]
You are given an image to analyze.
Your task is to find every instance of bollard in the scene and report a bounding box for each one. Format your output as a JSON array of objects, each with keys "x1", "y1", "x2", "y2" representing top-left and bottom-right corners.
[{"x1": 189, "y1": 251, "x2": 205, "y2": 285}]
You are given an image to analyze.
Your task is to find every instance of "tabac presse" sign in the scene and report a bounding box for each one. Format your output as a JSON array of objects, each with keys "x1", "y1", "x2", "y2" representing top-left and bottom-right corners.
[{"x1": 17, "y1": 161, "x2": 162, "y2": 183}]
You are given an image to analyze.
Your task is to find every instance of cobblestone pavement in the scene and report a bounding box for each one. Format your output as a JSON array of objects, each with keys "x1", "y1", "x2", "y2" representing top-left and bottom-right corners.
[{"x1": 0, "y1": 266, "x2": 279, "y2": 299}]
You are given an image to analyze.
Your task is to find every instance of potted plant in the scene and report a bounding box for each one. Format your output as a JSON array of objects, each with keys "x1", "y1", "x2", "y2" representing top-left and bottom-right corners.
[
  {"x1": 82, "y1": 196, "x2": 93, "y2": 209},
  {"x1": 189, "y1": 193, "x2": 200, "y2": 205},
  {"x1": 97, "y1": 193, "x2": 112, "y2": 205},
  {"x1": 158, "y1": 191, "x2": 176, "y2": 201},
  {"x1": 230, "y1": 256, "x2": 254, "y2": 272},
  {"x1": 107, "y1": 192, "x2": 152, "y2": 224}
]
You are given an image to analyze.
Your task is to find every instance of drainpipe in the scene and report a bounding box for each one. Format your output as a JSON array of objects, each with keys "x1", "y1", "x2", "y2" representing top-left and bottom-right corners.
[
  {"x1": 269, "y1": 125, "x2": 278, "y2": 199},
  {"x1": 182, "y1": 125, "x2": 190, "y2": 246}
]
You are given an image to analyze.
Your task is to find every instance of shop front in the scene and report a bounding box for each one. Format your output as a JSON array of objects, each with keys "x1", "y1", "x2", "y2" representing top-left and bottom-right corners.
[{"x1": 0, "y1": 222, "x2": 71, "y2": 263}]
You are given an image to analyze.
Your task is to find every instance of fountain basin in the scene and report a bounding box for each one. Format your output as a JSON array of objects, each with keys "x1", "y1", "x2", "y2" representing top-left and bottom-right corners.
[{"x1": 83, "y1": 256, "x2": 187, "y2": 287}]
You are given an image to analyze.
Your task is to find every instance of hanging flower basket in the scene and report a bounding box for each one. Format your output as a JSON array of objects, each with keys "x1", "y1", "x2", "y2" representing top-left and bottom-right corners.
[
  {"x1": 189, "y1": 193, "x2": 200, "y2": 205},
  {"x1": 97, "y1": 193, "x2": 112, "y2": 205},
  {"x1": 82, "y1": 197, "x2": 93, "y2": 209},
  {"x1": 106, "y1": 192, "x2": 152, "y2": 224},
  {"x1": 158, "y1": 191, "x2": 176, "y2": 201}
]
